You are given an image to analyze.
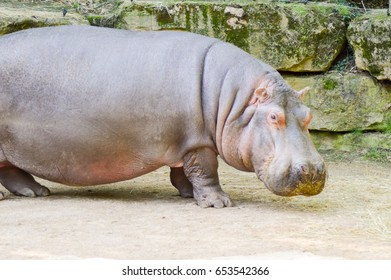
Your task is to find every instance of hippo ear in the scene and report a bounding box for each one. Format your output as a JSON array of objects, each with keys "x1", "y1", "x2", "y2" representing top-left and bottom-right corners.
[
  {"x1": 249, "y1": 87, "x2": 270, "y2": 105},
  {"x1": 297, "y1": 86, "x2": 310, "y2": 100}
]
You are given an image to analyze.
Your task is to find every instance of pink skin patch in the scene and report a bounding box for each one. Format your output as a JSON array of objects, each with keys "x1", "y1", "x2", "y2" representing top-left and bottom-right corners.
[{"x1": 268, "y1": 110, "x2": 286, "y2": 129}]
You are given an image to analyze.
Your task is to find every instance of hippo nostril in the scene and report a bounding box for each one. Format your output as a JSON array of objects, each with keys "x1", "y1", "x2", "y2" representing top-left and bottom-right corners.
[
  {"x1": 311, "y1": 162, "x2": 326, "y2": 182},
  {"x1": 315, "y1": 162, "x2": 325, "y2": 175},
  {"x1": 296, "y1": 163, "x2": 309, "y2": 175}
]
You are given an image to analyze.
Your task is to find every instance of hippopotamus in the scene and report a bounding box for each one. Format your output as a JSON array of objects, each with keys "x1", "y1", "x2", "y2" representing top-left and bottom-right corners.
[{"x1": 0, "y1": 25, "x2": 326, "y2": 207}]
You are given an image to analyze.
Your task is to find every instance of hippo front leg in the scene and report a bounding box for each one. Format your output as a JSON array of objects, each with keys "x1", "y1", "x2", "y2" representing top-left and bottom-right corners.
[
  {"x1": 183, "y1": 149, "x2": 233, "y2": 208},
  {"x1": 0, "y1": 165, "x2": 50, "y2": 198}
]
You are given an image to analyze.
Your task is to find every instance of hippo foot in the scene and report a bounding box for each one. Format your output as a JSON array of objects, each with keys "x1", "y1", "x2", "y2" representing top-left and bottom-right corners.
[
  {"x1": 0, "y1": 191, "x2": 4, "y2": 200},
  {"x1": 0, "y1": 165, "x2": 51, "y2": 198},
  {"x1": 194, "y1": 187, "x2": 233, "y2": 208},
  {"x1": 13, "y1": 184, "x2": 50, "y2": 197}
]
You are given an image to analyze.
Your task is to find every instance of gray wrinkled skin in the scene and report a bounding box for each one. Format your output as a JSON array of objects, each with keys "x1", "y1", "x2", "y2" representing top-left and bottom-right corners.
[{"x1": 0, "y1": 26, "x2": 326, "y2": 207}]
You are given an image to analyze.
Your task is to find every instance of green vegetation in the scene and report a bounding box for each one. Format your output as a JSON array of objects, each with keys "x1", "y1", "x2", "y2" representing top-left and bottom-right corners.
[
  {"x1": 383, "y1": 117, "x2": 391, "y2": 133},
  {"x1": 322, "y1": 77, "x2": 339, "y2": 90},
  {"x1": 363, "y1": 147, "x2": 391, "y2": 162}
]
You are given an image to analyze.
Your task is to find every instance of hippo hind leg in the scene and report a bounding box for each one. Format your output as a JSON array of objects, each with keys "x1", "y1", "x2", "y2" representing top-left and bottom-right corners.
[
  {"x1": 0, "y1": 163, "x2": 50, "y2": 198},
  {"x1": 170, "y1": 167, "x2": 194, "y2": 198}
]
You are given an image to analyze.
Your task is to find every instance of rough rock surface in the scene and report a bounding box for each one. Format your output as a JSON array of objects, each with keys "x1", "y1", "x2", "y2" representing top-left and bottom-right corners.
[
  {"x1": 311, "y1": 131, "x2": 391, "y2": 159},
  {"x1": 284, "y1": 72, "x2": 391, "y2": 132},
  {"x1": 117, "y1": 1, "x2": 350, "y2": 72},
  {"x1": 347, "y1": 10, "x2": 391, "y2": 81},
  {"x1": 0, "y1": 2, "x2": 88, "y2": 35}
]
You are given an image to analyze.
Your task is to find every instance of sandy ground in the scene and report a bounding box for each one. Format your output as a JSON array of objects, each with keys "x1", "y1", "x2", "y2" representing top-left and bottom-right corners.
[{"x1": 0, "y1": 159, "x2": 390, "y2": 260}]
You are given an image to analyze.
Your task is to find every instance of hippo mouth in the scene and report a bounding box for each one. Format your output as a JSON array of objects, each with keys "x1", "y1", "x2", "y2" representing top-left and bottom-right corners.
[{"x1": 256, "y1": 164, "x2": 326, "y2": 197}]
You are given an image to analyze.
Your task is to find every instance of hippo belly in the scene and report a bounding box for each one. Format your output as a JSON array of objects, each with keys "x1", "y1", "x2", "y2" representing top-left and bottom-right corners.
[{"x1": 0, "y1": 99, "x2": 186, "y2": 186}]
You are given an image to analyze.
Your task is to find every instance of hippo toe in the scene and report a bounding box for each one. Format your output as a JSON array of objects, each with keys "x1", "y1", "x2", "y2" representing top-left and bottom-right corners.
[{"x1": 194, "y1": 189, "x2": 233, "y2": 208}]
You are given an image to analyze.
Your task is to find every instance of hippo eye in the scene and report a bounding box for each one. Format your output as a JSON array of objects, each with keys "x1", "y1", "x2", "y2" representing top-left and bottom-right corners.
[{"x1": 268, "y1": 112, "x2": 286, "y2": 128}]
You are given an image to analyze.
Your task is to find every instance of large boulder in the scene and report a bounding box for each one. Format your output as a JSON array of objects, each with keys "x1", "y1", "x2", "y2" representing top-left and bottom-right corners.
[
  {"x1": 116, "y1": 1, "x2": 350, "y2": 72},
  {"x1": 347, "y1": 10, "x2": 391, "y2": 81},
  {"x1": 0, "y1": 2, "x2": 88, "y2": 35},
  {"x1": 284, "y1": 72, "x2": 391, "y2": 132}
]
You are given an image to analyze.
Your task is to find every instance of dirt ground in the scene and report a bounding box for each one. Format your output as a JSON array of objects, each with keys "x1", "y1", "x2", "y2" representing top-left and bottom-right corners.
[{"x1": 0, "y1": 158, "x2": 390, "y2": 260}]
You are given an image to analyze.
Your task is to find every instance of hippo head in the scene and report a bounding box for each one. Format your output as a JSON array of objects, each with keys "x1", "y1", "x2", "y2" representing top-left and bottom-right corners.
[{"x1": 220, "y1": 74, "x2": 326, "y2": 197}]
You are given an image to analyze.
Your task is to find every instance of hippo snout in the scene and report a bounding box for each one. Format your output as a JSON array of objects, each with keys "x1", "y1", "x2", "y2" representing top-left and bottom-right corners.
[
  {"x1": 261, "y1": 161, "x2": 326, "y2": 197},
  {"x1": 290, "y1": 161, "x2": 326, "y2": 196}
]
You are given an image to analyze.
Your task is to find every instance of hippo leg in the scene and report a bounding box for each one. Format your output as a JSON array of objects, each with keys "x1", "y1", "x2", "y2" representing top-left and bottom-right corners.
[
  {"x1": 170, "y1": 167, "x2": 194, "y2": 198},
  {"x1": 183, "y1": 149, "x2": 233, "y2": 208},
  {"x1": 0, "y1": 165, "x2": 50, "y2": 197},
  {"x1": 0, "y1": 191, "x2": 4, "y2": 200}
]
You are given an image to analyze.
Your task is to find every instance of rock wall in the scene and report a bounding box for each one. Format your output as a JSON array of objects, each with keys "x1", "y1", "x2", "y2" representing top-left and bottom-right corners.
[
  {"x1": 284, "y1": 72, "x2": 391, "y2": 132},
  {"x1": 0, "y1": 1, "x2": 88, "y2": 35},
  {"x1": 116, "y1": 1, "x2": 350, "y2": 72},
  {"x1": 0, "y1": 0, "x2": 390, "y2": 160},
  {"x1": 348, "y1": 10, "x2": 391, "y2": 80}
]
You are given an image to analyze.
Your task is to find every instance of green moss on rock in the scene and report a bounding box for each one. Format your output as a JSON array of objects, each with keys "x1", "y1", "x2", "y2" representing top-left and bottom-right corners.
[
  {"x1": 347, "y1": 10, "x2": 391, "y2": 81},
  {"x1": 310, "y1": 131, "x2": 391, "y2": 162},
  {"x1": 116, "y1": 1, "x2": 351, "y2": 72},
  {"x1": 322, "y1": 77, "x2": 339, "y2": 90},
  {"x1": 0, "y1": 4, "x2": 88, "y2": 35},
  {"x1": 284, "y1": 72, "x2": 391, "y2": 132}
]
